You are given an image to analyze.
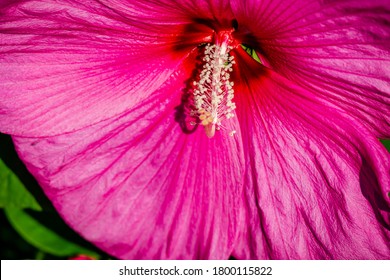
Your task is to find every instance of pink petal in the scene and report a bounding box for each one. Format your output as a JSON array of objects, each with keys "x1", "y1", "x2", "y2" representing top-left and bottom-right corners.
[
  {"x1": 2, "y1": 0, "x2": 389, "y2": 261},
  {"x1": 12, "y1": 55, "x2": 245, "y2": 259},
  {"x1": 0, "y1": 0, "x2": 211, "y2": 137},
  {"x1": 68, "y1": 254, "x2": 95, "y2": 260},
  {"x1": 231, "y1": 0, "x2": 390, "y2": 138},
  {"x1": 232, "y1": 50, "x2": 390, "y2": 259}
]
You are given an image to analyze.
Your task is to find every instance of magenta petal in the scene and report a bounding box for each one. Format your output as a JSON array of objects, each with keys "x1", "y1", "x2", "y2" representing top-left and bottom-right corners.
[
  {"x1": 2, "y1": 0, "x2": 389, "y2": 261},
  {"x1": 232, "y1": 61, "x2": 390, "y2": 259},
  {"x1": 0, "y1": 0, "x2": 198, "y2": 137},
  {"x1": 12, "y1": 65, "x2": 245, "y2": 259},
  {"x1": 232, "y1": 0, "x2": 390, "y2": 138}
]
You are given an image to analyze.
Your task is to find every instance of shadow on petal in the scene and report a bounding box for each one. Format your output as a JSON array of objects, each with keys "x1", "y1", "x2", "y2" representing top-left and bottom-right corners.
[{"x1": 360, "y1": 159, "x2": 390, "y2": 230}]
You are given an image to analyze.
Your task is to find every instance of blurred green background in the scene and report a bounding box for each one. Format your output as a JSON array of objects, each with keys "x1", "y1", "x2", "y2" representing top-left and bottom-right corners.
[{"x1": 0, "y1": 133, "x2": 109, "y2": 260}]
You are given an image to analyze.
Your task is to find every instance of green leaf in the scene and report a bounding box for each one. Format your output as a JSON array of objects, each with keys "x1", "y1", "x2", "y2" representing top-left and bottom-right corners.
[
  {"x1": 0, "y1": 159, "x2": 41, "y2": 210},
  {"x1": 380, "y1": 139, "x2": 390, "y2": 152},
  {"x1": 5, "y1": 208, "x2": 99, "y2": 258},
  {"x1": 241, "y1": 44, "x2": 262, "y2": 64}
]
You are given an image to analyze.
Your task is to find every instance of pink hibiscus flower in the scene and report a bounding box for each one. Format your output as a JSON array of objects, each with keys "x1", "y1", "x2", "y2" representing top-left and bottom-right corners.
[{"x1": 1, "y1": 0, "x2": 389, "y2": 259}]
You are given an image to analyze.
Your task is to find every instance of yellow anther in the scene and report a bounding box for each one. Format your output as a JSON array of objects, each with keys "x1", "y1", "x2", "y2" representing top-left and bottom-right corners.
[
  {"x1": 201, "y1": 119, "x2": 209, "y2": 126},
  {"x1": 199, "y1": 114, "x2": 207, "y2": 120}
]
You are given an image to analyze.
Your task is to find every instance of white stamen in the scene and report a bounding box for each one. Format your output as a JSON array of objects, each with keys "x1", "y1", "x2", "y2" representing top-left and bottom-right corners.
[{"x1": 193, "y1": 42, "x2": 236, "y2": 138}]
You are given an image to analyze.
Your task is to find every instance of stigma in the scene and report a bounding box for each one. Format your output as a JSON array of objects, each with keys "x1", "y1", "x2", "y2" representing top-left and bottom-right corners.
[{"x1": 192, "y1": 31, "x2": 236, "y2": 138}]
